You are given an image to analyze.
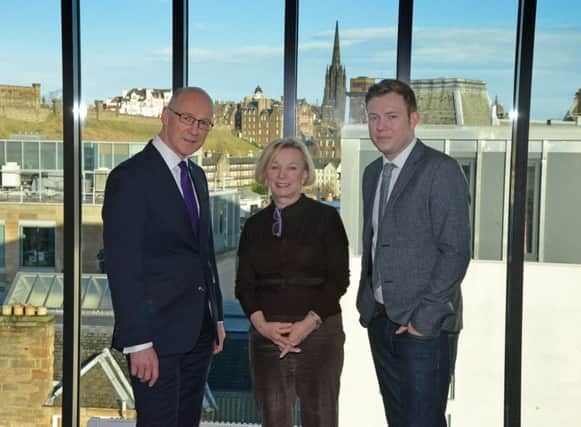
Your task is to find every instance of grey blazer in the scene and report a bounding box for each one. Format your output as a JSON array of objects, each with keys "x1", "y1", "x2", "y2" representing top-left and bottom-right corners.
[{"x1": 356, "y1": 139, "x2": 471, "y2": 336}]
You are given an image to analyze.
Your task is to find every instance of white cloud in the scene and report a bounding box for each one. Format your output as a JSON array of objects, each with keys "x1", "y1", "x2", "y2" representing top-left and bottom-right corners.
[
  {"x1": 413, "y1": 26, "x2": 515, "y2": 65},
  {"x1": 311, "y1": 27, "x2": 396, "y2": 42},
  {"x1": 189, "y1": 45, "x2": 282, "y2": 63}
]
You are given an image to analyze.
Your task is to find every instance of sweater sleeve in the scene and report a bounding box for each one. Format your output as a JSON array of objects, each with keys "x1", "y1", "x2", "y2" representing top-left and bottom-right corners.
[
  {"x1": 312, "y1": 208, "x2": 350, "y2": 320},
  {"x1": 235, "y1": 219, "x2": 261, "y2": 318}
]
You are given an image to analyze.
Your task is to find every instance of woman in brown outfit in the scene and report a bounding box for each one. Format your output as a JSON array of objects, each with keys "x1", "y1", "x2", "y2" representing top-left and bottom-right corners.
[{"x1": 235, "y1": 137, "x2": 349, "y2": 427}]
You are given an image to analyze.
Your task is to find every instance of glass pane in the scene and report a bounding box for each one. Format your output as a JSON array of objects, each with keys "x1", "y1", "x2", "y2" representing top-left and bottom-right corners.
[
  {"x1": 412, "y1": 2, "x2": 519, "y2": 425},
  {"x1": 22, "y1": 141, "x2": 39, "y2": 169},
  {"x1": 20, "y1": 226, "x2": 56, "y2": 268},
  {"x1": 80, "y1": 0, "x2": 172, "y2": 421},
  {"x1": 0, "y1": 1, "x2": 62, "y2": 420},
  {"x1": 337, "y1": 1, "x2": 519, "y2": 425},
  {"x1": 523, "y1": 1, "x2": 581, "y2": 425},
  {"x1": 112, "y1": 143, "x2": 129, "y2": 167},
  {"x1": 40, "y1": 141, "x2": 57, "y2": 170},
  {"x1": 300, "y1": 2, "x2": 399, "y2": 425},
  {"x1": 57, "y1": 141, "x2": 63, "y2": 169},
  {"x1": 0, "y1": 223, "x2": 5, "y2": 272},
  {"x1": 27, "y1": 275, "x2": 51, "y2": 306},
  {"x1": 97, "y1": 143, "x2": 113, "y2": 170},
  {"x1": 6, "y1": 140, "x2": 22, "y2": 164},
  {"x1": 44, "y1": 276, "x2": 63, "y2": 309},
  {"x1": 83, "y1": 143, "x2": 96, "y2": 171},
  {"x1": 188, "y1": 1, "x2": 282, "y2": 423}
]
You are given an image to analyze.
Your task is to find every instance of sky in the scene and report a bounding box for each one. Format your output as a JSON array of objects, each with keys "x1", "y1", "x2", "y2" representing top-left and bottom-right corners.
[{"x1": 0, "y1": 0, "x2": 580, "y2": 120}]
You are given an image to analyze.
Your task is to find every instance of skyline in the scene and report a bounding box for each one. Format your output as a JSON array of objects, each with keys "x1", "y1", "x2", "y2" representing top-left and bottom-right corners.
[{"x1": 0, "y1": 0, "x2": 580, "y2": 120}]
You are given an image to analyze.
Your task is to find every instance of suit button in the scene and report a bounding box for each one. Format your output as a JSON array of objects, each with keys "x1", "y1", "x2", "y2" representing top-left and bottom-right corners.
[{"x1": 197, "y1": 285, "x2": 205, "y2": 292}]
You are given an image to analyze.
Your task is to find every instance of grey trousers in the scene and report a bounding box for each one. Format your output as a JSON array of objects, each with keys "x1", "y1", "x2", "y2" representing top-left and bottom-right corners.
[{"x1": 249, "y1": 313, "x2": 345, "y2": 427}]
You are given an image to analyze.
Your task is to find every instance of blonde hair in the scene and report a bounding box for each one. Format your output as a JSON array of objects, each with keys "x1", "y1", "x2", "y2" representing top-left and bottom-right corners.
[{"x1": 255, "y1": 138, "x2": 316, "y2": 186}]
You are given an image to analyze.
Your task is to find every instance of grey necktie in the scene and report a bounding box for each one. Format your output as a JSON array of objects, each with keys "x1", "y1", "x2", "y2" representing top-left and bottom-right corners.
[
  {"x1": 373, "y1": 162, "x2": 395, "y2": 304},
  {"x1": 378, "y1": 162, "x2": 395, "y2": 222}
]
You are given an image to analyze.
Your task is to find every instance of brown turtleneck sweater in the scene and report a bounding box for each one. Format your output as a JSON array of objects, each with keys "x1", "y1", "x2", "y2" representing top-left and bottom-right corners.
[{"x1": 235, "y1": 194, "x2": 349, "y2": 321}]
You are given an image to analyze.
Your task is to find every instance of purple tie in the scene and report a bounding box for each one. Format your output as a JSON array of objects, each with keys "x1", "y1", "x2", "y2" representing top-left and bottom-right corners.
[{"x1": 178, "y1": 160, "x2": 199, "y2": 235}]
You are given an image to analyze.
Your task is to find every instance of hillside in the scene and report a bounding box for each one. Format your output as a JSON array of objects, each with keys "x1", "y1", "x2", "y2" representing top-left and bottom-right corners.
[{"x1": 0, "y1": 109, "x2": 260, "y2": 156}]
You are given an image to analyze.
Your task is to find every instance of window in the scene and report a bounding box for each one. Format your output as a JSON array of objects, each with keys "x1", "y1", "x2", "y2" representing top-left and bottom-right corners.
[
  {"x1": 457, "y1": 156, "x2": 477, "y2": 255},
  {"x1": 6, "y1": 141, "x2": 22, "y2": 165},
  {"x1": 20, "y1": 223, "x2": 56, "y2": 268},
  {"x1": 41, "y1": 142, "x2": 58, "y2": 170},
  {"x1": 79, "y1": 0, "x2": 173, "y2": 417},
  {"x1": 525, "y1": 159, "x2": 541, "y2": 261},
  {"x1": 22, "y1": 141, "x2": 40, "y2": 169},
  {"x1": 0, "y1": 3, "x2": 62, "y2": 422},
  {"x1": 522, "y1": 2, "x2": 581, "y2": 424},
  {"x1": 0, "y1": 222, "x2": 5, "y2": 272},
  {"x1": 410, "y1": 2, "x2": 519, "y2": 425}
]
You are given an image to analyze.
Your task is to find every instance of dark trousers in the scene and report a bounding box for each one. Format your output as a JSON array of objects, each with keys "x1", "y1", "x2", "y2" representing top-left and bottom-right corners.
[
  {"x1": 249, "y1": 314, "x2": 345, "y2": 427},
  {"x1": 129, "y1": 309, "x2": 214, "y2": 427},
  {"x1": 368, "y1": 312, "x2": 456, "y2": 427}
]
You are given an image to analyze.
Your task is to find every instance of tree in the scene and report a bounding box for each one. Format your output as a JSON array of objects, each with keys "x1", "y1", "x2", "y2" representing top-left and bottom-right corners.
[{"x1": 251, "y1": 181, "x2": 269, "y2": 195}]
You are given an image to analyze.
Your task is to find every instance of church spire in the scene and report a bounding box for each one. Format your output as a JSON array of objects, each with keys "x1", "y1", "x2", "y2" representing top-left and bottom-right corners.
[
  {"x1": 322, "y1": 20, "x2": 346, "y2": 126},
  {"x1": 331, "y1": 20, "x2": 341, "y2": 67}
]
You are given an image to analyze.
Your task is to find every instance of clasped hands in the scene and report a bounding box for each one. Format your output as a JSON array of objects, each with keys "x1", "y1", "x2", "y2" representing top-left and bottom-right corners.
[{"x1": 251, "y1": 311, "x2": 318, "y2": 358}]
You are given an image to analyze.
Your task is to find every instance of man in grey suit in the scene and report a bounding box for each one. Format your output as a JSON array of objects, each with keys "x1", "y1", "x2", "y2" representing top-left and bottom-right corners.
[{"x1": 356, "y1": 79, "x2": 471, "y2": 427}]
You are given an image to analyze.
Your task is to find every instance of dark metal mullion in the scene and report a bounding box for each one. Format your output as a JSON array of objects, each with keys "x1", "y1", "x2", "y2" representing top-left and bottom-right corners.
[
  {"x1": 504, "y1": 1, "x2": 537, "y2": 426},
  {"x1": 396, "y1": 0, "x2": 413, "y2": 82},
  {"x1": 172, "y1": 0, "x2": 188, "y2": 90},
  {"x1": 283, "y1": 0, "x2": 298, "y2": 138},
  {"x1": 61, "y1": 0, "x2": 82, "y2": 426}
]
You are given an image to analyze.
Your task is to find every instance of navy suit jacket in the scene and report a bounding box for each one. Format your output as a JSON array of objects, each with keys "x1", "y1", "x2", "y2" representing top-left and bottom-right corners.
[
  {"x1": 356, "y1": 139, "x2": 471, "y2": 336},
  {"x1": 102, "y1": 142, "x2": 223, "y2": 355}
]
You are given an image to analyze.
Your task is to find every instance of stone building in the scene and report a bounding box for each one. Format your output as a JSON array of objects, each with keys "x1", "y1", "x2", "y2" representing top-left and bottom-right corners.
[
  {"x1": 410, "y1": 77, "x2": 492, "y2": 125},
  {"x1": 0, "y1": 314, "x2": 55, "y2": 427},
  {"x1": 347, "y1": 77, "x2": 494, "y2": 126},
  {"x1": 347, "y1": 76, "x2": 376, "y2": 124},
  {"x1": 213, "y1": 100, "x2": 238, "y2": 130},
  {"x1": 296, "y1": 98, "x2": 316, "y2": 138},
  {"x1": 0, "y1": 83, "x2": 45, "y2": 121},
  {"x1": 0, "y1": 203, "x2": 104, "y2": 287},
  {"x1": 313, "y1": 122, "x2": 341, "y2": 158},
  {"x1": 313, "y1": 158, "x2": 341, "y2": 200},
  {"x1": 239, "y1": 86, "x2": 283, "y2": 146},
  {"x1": 201, "y1": 152, "x2": 257, "y2": 191},
  {"x1": 564, "y1": 88, "x2": 581, "y2": 121},
  {"x1": 104, "y1": 95, "x2": 122, "y2": 112},
  {"x1": 202, "y1": 152, "x2": 231, "y2": 190},
  {"x1": 228, "y1": 156, "x2": 257, "y2": 189},
  {"x1": 118, "y1": 87, "x2": 172, "y2": 117}
]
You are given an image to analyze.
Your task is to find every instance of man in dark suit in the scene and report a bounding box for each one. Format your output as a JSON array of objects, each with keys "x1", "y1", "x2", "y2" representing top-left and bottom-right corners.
[
  {"x1": 103, "y1": 87, "x2": 225, "y2": 427},
  {"x1": 356, "y1": 79, "x2": 471, "y2": 427}
]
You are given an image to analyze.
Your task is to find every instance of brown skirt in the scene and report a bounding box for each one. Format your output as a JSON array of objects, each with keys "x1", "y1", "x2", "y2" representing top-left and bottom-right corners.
[{"x1": 249, "y1": 313, "x2": 345, "y2": 427}]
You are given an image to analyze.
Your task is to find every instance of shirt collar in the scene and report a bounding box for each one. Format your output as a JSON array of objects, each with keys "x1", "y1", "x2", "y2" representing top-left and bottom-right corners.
[
  {"x1": 270, "y1": 194, "x2": 306, "y2": 218},
  {"x1": 383, "y1": 137, "x2": 417, "y2": 169},
  {"x1": 152, "y1": 134, "x2": 184, "y2": 170}
]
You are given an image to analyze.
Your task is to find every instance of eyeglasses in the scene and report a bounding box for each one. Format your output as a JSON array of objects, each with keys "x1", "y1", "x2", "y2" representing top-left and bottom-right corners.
[
  {"x1": 272, "y1": 207, "x2": 282, "y2": 238},
  {"x1": 168, "y1": 107, "x2": 214, "y2": 130}
]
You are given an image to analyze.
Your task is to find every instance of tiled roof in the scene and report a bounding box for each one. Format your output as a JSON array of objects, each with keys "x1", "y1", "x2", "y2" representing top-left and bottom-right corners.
[{"x1": 229, "y1": 157, "x2": 257, "y2": 165}]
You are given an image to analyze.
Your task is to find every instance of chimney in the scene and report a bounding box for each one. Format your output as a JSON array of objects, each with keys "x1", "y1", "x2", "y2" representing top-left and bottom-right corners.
[{"x1": 0, "y1": 314, "x2": 55, "y2": 426}]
